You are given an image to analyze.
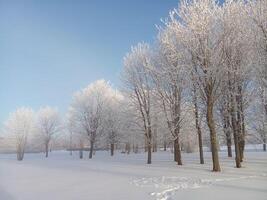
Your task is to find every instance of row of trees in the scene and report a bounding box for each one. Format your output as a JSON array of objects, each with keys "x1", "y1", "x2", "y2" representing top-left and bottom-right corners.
[
  {"x1": 4, "y1": 107, "x2": 61, "y2": 160},
  {"x1": 121, "y1": 0, "x2": 266, "y2": 171},
  {"x1": 1, "y1": 0, "x2": 266, "y2": 172}
]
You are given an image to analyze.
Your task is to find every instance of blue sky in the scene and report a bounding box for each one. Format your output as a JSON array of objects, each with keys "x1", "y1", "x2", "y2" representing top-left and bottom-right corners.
[{"x1": 0, "y1": 0, "x2": 178, "y2": 126}]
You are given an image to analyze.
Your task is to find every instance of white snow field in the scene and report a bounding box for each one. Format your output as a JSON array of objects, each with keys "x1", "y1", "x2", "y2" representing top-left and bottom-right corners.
[{"x1": 0, "y1": 150, "x2": 266, "y2": 200}]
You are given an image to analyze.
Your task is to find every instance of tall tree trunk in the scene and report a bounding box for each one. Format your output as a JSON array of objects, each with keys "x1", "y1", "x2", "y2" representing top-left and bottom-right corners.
[
  {"x1": 263, "y1": 138, "x2": 266, "y2": 151},
  {"x1": 79, "y1": 149, "x2": 83, "y2": 159},
  {"x1": 175, "y1": 137, "x2": 182, "y2": 165},
  {"x1": 163, "y1": 140, "x2": 167, "y2": 151},
  {"x1": 197, "y1": 127, "x2": 204, "y2": 164},
  {"x1": 144, "y1": 137, "x2": 148, "y2": 152},
  {"x1": 235, "y1": 85, "x2": 245, "y2": 162},
  {"x1": 206, "y1": 95, "x2": 221, "y2": 172},
  {"x1": 230, "y1": 93, "x2": 242, "y2": 168},
  {"x1": 193, "y1": 87, "x2": 204, "y2": 164},
  {"x1": 223, "y1": 105, "x2": 232, "y2": 157},
  {"x1": 110, "y1": 143, "x2": 114, "y2": 156},
  {"x1": 173, "y1": 86, "x2": 182, "y2": 165},
  {"x1": 89, "y1": 140, "x2": 94, "y2": 159},
  {"x1": 147, "y1": 127, "x2": 152, "y2": 164},
  {"x1": 45, "y1": 142, "x2": 49, "y2": 158},
  {"x1": 17, "y1": 145, "x2": 24, "y2": 161},
  {"x1": 174, "y1": 140, "x2": 177, "y2": 162},
  {"x1": 147, "y1": 143, "x2": 152, "y2": 164}
]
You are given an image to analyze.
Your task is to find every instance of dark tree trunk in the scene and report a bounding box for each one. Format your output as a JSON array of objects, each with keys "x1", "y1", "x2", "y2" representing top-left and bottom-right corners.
[
  {"x1": 230, "y1": 92, "x2": 242, "y2": 168},
  {"x1": 236, "y1": 106, "x2": 243, "y2": 162},
  {"x1": 173, "y1": 86, "x2": 182, "y2": 165},
  {"x1": 110, "y1": 143, "x2": 114, "y2": 156},
  {"x1": 239, "y1": 89, "x2": 246, "y2": 161},
  {"x1": 79, "y1": 150, "x2": 83, "y2": 159},
  {"x1": 197, "y1": 127, "x2": 204, "y2": 164},
  {"x1": 175, "y1": 138, "x2": 182, "y2": 165},
  {"x1": 174, "y1": 140, "x2": 177, "y2": 162},
  {"x1": 45, "y1": 142, "x2": 49, "y2": 158},
  {"x1": 126, "y1": 142, "x2": 130, "y2": 154},
  {"x1": 144, "y1": 138, "x2": 148, "y2": 152},
  {"x1": 147, "y1": 143, "x2": 152, "y2": 164},
  {"x1": 223, "y1": 106, "x2": 232, "y2": 157},
  {"x1": 17, "y1": 146, "x2": 24, "y2": 161},
  {"x1": 146, "y1": 126, "x2": 152, "y2": 164},
  {"x1": 263, "y1": 138, "x2": 266, "y2": 151},
  {"x1": 163, "y1": 140, "x2": 167, "y2": 151},
  {"x1": 134, "y1": 144, "x2": 139, "y2": 153},
  {"x1": 89, "y1": 140, "x2": 94, "y2": 159},
  {"x1": 193, "y1": 87, "x2": 204, "y2": 164},
  {"x1": 207, "y1": 95, "x2": 221, "y2": 172},
  {"x1": 174, "y1": 137, "x2": 182, "y2": 165}
]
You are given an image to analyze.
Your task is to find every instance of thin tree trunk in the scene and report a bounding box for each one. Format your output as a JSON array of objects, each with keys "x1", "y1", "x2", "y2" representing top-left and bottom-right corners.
[
  {"x1": 147, "y1": 142, "x2": 152, "y2": 164},
  {"x1": 207, "y1": 95, "x2": 221, "y2": 172},
  {"x1": 175, "y1": 137, "x2": 182, "y2": 165},
  {"x1": 163, "y1": 140, "x2": 167, "y2": 151},
  {"x1": 147, "y1": 126, "x2": 152, "y2": 164},
  {"x1": 224, "y1": 105, "x2": 232, "y2": 157},
  {"x1": 239, "y1": 89, "x2": 246, "y2": 161},
  {"x1": 45, "y1": 142, "x2": 49, "y2": 158},
  {"x1": 174, "y1": 140, "x2": 177, "y2": 162},
  {"x1": 263, "y1": 138, "x2": 266, "y2": 151},
  {"x1": 197, "y1": 127, "x2": 204, "y2": 164},
  {"x1": 110, "y1": 143, "x2": 114, "y2": 156},
  {"x1": 193, "y1": 87, "x2": 204, "y2": 164},
  {"x1": 230, "y1": 95, "x2": 242, "y2": 168},
  {"x1": 144, "y1": 137, "x2": 148, "y2": 152},
  {"x1": 89, "y1": 140, "x2": 94, "y2": 159},
  {"x1": 79, "y1": 149, "x2": 83, "y2": 159}
]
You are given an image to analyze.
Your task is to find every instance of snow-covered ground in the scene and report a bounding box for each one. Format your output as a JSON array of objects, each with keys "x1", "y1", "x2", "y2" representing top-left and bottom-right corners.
[{"x1": 0, "y1": 150, "x2": 266, "y2": 200}]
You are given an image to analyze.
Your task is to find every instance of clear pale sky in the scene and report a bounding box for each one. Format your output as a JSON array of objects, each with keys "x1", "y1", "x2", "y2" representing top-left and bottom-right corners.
[{"x1": 0, "y1": 0, "x2": 178, "y2": 127}]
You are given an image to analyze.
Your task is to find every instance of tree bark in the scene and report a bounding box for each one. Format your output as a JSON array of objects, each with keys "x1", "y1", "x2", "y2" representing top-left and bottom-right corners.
[
  {"x1": 206, "y1": 95, "x2": 221, "y2": 172},
  {"x1": 230, "y1": 93, "x2": 242, "y2": 168},
  {"x1": 239, "y1": 88, "x2": 246, "y2": 161},
  {"x1": 174, "y1": 140, "x2": 177, "y2": 162},
  {"x1": 110, "y1": 143, "x2": 114, "y2": 156},
  {"x1": 175, "y1": 137, "x2": 182, "y2": 165},
  {"x1": 193, "y1": 88, "x2": 204, "y2": 164},
  {"x1": 146, "y1": 126, "x2": 152, "y2": 164},
  {"x1": 197, "y1": 127, "x2": 204, "y2": 164},
  {"x1": 263, "y1": 138, "x2": 266, "y2": 151},
  {"x1": 45, "y1": 142, "x2": 49, "y2": 158},
  {"x1": 89, "y1": 140, "x2": 94, "y2": 159},
  {"x1": 79, "y1": 150, "x2": 83, "y2": 159},
  {"x1": 147, "y1": 142, "x2": 152, "y2": 164},
  {"x1": 223, "y1": 105, "x2": 232, "y2": 157},
  {"x1": 163, "y1": 140, "x2": 167, "y2": 151}
]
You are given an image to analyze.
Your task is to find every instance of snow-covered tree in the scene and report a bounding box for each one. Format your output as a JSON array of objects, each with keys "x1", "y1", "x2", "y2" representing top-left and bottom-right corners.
[
  {"x1": 122, "y1": 42, "x2": 154, "y2": 164},
  {"x1": 68, "y1": 80, "x2": 115, "y2": 159},
  {"x1": 36, "y1": 106, "x2": 61, "y2": 157},
  {"x1": 162, "y1": 0, "x2": 226, "y2": 171},
  {"x1": 247, "y1": 0, "x2": 267, "y2": 152},
  {"x1": 103, "y1": 90, "x2": 124, "y2": 156},
  {"x1": 4, "y1": 107, "x2": 34, "y2": 161}
]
